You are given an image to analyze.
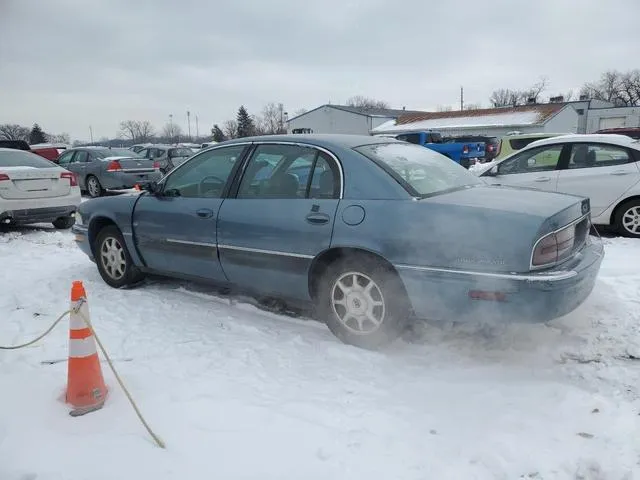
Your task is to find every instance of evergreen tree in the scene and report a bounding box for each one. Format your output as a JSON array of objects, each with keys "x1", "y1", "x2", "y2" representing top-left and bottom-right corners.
[
  {"x1": 29, "y1": 123, "x2": 47, "y2": 144},
  {"x1": 212, "y1": 124, "x2": 226, "y2": 142},
  {"x1": 236, "y1": 106, "x2": 255, "y2": 138}
]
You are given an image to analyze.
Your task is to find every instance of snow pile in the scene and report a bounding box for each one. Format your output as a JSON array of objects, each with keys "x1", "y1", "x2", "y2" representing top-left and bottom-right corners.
[{"x1": 0, "y1": 228, "x2": 639, "y2": 479}]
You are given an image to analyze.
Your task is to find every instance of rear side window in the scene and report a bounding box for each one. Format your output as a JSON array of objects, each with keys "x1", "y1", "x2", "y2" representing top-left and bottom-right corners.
[
  {"x1": 169, "y1": 148, "x2": 194, "y2": 157},
  {"x1": 568, "y1": 143, "x2": 632, "y2": 169},
  {"x1": 0, "y1": 149, "x2": 57, "y2": 168},
  {"x1": 396, "y1": 133, "x2": 421, "y2": 145}
]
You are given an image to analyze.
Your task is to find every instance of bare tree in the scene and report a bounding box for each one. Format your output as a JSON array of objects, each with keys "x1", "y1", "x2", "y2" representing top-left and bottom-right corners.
[
  {"x1": 162, "y1": 122, "x2": 182, "y2": 141},
  {"x1": 463, "y1": 103, "x2": 482, "y2": 111},
  {"x1": 346, "y1": 95, "x2": 390, "y2": 110},
  {"x1": 489, "y1": 88, "x2": 522, "y2": 107},
  {"x1": 579, "y1": 70, "x2": 635, "y2": 105},
  {"x1": 119, "y1": 120, "x2": 156, "y2": 142},
  {"x1": 46, "y1": 133, "x2": 71, "y2": 144},
  {"x1": 223, "y1": 119, "x2": 238, "y2": 139},
  {"x1": 436, "y1": 105, "x2": 453, "y2": 112},
  {"x1": 0, "y1": 123, "x2": 30, "y2": 141},
  {"x1": 257, "y1": 102, "x2": 287, "y2": 135},
  {"x1": 136, "y1": 120, "x2": 155, "y2": 142},
  {"x1": 522, "y1": 76, "x2": 548, "y2": 103},
  {"x1": 618, "y1": 70, "x2": 640, "y2": 106}
]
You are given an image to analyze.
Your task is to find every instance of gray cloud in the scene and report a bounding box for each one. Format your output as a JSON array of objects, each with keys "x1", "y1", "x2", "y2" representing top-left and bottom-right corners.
[{"x1": 0, "y1": 0, "x2": 638, "y2": 140}]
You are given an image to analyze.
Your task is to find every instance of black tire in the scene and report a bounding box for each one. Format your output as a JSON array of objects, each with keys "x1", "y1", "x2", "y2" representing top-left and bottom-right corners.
[
  {"x1": 94, "y1": 225, "x2": 144, "y2": 288},
  {"x1": 86, "y1": 175, "x2": 103, "y2": 198},
  {"x1": 52, "y1": 216, "x2": 75, "y2": 229},
  {"x1": 315, "y1": 255, "x2": 410, "y2": 350},
  {"x1": 614, "y1": 199, "x2": 640, "y2": 238}
]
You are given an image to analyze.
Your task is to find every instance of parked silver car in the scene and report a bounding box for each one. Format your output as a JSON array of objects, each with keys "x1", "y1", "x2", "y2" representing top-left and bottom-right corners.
[
  {"x1": 136, "y1": 145, "x2": 195, "y2": 174},
  {"x1": 57, "y1": 147, "x2": 163, "y2": 197}
]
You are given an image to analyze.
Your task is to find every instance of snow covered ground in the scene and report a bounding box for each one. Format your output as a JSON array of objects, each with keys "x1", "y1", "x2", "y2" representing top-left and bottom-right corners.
[{"x1": 0, "y1": 227, "x2": 639, "y2": 479}]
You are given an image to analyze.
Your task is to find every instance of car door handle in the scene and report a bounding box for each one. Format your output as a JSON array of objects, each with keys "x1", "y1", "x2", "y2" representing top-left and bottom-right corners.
[
  {"x1": 610, "y1": 171, "x2": 630, "y2": 176},
  {"x1": 196, "y1": 208, "x2": 214, "y2": 218},
  {"x1": 306, "y1": 213, "x2": 330, "y2": 225},
  {"x1": 534, "y1": 176, "x2": 551, "y2": 182}
]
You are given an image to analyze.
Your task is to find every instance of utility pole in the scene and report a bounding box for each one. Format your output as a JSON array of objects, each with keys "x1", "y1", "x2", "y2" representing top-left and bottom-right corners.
[
  {"x1": 89, "y1": 126, "x2": 94, "y2": 143},
  {"x1": 187, "y1": 111, "x2": 191, "y2": 141},
  {"x1": 169, "y1": 114, "x2": 173, "y2": 144},
  {"x1": 460, "y1": 86, "x2": 464, "y2": 111},
  {"x1": 195, "y1": 115, "x2": 199, "y2": 139}
]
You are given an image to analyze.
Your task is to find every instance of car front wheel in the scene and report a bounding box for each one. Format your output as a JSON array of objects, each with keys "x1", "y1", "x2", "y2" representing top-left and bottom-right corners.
[
  {"x1": 94, "y1": 225, "x2": 144, "y2": 288},
  {"x1": 614, "y1": 199, "x2": 640, "y2": 238},
  {"x1": 316, "y1": 255, "x2": 410, "y2": 349}
]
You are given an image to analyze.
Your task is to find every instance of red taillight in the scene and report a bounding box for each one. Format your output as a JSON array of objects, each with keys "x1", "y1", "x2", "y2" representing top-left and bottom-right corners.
[
  {"x1": 60, "y1": 171, "x2": 78, "y2": 187},
  {"x1": 107, "y1": 160, "x2": 123, "y2": 172},
  {"x1": 532, "y1": 225, "x2": 576, "y2": 267},
  {"x1": 153, "y1": 161, "x2": 160, "y2": 169},
  {"x1": 0, "y1": 173, "x2": 9, "y2": 181}
]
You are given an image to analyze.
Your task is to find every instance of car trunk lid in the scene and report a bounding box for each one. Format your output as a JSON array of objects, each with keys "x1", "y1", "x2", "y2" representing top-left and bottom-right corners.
[
  {"x1": 103, "y1": 156, "x2": 158, "y2": 173},
  {"x1": 0, "y1": 166, "x2": 71, "y2": 199}
]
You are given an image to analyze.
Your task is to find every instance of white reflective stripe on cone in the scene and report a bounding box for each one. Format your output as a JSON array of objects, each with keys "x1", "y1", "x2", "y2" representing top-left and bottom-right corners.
[
  {"x1": 69, "y1": 336, "x2": 98, "y2": 358},
  {"x1": 69, "y1": 302, "x2": 90, "y2": 331}
]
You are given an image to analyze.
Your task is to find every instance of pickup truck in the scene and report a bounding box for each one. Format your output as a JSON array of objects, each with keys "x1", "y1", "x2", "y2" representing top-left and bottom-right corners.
[{"x1": 394, "y1": 131, "x2": 485, "y2": 168}]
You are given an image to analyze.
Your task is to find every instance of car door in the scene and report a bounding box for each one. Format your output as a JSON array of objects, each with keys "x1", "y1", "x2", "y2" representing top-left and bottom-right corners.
[
  {"x1": 482, "y1": 143, "x2": 569, "y2": 191},
  {"x1": 57, "y1": 151, "x2": 87, "y2": 189},
  {"x1": 217, "y1": 143, "x2": 341, "y2": 300},
  {"x1": 556, "y1": 142, "x2": 640, "y2": 219},
  {"x1": 132, "y1": 144, "x2": 249, "y2": 281}
]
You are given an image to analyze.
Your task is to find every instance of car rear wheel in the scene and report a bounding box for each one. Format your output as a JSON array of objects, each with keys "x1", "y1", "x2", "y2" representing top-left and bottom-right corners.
[
  {"x1": 94, "y1": 225, "x2": 144, "y2": 288},
  {"x1": 52, "y1": 216, "x2": 75, "y2": 229},
  {"x1": 316, "y1": 255, "x2": 409, "y2": 349},
  {"x1": 614, "y1": 199, "x2": 640, "y2": 238},
  {"x1": 86, "y1": 175, "x2": 103, "y2": 198}
]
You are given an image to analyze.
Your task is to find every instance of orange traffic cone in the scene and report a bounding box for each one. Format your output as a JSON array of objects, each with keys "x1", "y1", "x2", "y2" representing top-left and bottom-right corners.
[{"x1": 66, "y1": 281, "x2": 108, "y2": 416}]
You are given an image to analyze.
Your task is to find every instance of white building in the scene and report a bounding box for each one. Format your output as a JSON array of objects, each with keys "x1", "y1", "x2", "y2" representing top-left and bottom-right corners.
[
  {"x1": 286, "y1": 104, "x2": 425, "y2": 136},
  {"x1": 371, "y1": 103, "x2": 582, "y2": 137},
  {"x1": 586, "y1": 105, "x2": 640, "y2": 132}
]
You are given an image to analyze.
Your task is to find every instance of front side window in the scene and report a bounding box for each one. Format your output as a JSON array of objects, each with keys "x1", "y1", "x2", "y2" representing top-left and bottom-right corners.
[
  {"x1": 497, "y1": 145, "x2": 563, "y2": 175},
  {"x1": 237, "y1": 144, "x2": 338, "y2": 199},
  {"x1": 162, "y1": 145, "x2": 246, "y2": 198},
  {"x1": 568, "y1": 143, "x2": 631, "y2": 169},
  {"x1": 354, "y1": 142, "x2": 482, "y2": 197}
]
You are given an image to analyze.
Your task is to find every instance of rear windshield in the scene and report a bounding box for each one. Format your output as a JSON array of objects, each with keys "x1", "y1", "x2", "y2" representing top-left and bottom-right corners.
[
  {"x1": 94, "y1": 148, "x2": 139, "y2": 158},
  {"x1": 0, "y1": 149, "x2": 57, "y2": 168},
  {"x1": 354, "y1": 142, "x2": 482, "y2": 197},
  {"x1": 169, "y1": 148, "x2": 194, "y2": 157}
]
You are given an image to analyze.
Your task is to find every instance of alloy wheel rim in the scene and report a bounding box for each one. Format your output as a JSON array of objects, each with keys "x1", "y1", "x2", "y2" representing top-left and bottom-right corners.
[
  {"x1": 622, "y1": 206, "x2": 640, "y2": 235},
  {"x1": 100, "y1": 237, "x2": 126, "y2": 280},
  {"x1": 331, "y1": 271, "x2": 386, "y2": 334}
]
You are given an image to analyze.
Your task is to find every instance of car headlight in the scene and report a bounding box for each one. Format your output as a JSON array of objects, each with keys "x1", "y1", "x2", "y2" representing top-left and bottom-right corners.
[{"x1": 75, "y1": 211, "x2": 83, "y2": 225}]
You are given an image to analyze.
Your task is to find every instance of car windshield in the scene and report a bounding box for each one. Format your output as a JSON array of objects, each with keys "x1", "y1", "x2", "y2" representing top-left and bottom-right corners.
[
  {"x1": 0, "y1": 149, "x2": 57, "y2": 168},
  {"x1": 170, "y1": 148, "x2": 194, "y2": 157},
  {"x1": 94, "y1": 148, "x2": 139, "y2": 158},
  {"x1": 354, "y1": 142, "x2": 482, "y2": 197}
]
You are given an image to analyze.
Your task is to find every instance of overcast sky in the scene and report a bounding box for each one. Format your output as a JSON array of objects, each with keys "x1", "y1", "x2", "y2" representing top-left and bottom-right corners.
[{"x1": 0, "y1": 0, "x2": 638, "y2": 142}]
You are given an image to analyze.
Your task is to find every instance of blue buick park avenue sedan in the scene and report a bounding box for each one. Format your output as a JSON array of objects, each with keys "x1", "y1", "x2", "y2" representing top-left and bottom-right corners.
[{"x1": 72, "y1": 134, "x2": 604, "y2": 349}]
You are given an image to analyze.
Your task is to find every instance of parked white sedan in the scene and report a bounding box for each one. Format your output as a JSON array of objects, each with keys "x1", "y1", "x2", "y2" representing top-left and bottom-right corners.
[
  {"x1": 0, "y1": 148, "x2": 81, "y2": 229},
  {"x1": 475, "y1": 134, "x2": 640, "y2": 238}
]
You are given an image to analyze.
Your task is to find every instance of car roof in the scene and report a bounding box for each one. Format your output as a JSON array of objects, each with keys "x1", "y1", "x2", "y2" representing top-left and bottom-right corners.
[
  {"x1": 526, "y1": 133, "x2": 640, "y2": 150},
  {"x1": 217, "y1": 134, "x2": 401, "y2": 150}
]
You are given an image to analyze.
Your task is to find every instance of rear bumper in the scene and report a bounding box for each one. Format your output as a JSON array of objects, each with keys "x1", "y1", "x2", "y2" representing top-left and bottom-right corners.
[
  {"x1": 0, "y1": 205, "x2": 77, "y2": 224},
  {"x1": 397, "y1": 239, "x2": 604, "y2": 323},
  {"x1": 100, "y1": 171, "x2": 163, "y2": 190}
]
